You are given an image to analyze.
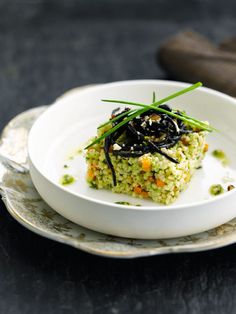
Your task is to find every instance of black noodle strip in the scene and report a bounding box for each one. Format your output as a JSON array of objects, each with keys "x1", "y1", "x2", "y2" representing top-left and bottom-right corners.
[
  {"x1": 103, "y1": 105, "x2": 191, "y2": 186},
  {"x1": 147, "y1": 140, "x2": 179, "y2": 163},
  {"x1": 104, "y1": 136, "x2": 117, "y2": 186}
]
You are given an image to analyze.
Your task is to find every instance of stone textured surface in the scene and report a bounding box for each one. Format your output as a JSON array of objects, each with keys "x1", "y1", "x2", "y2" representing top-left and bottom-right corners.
[{"x1": 1, "y1": 1, "x2": 236, "y2": 313}]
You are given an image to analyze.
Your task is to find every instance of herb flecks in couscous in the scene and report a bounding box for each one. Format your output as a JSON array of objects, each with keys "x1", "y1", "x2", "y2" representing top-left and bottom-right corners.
[{"x1": 86, "y1": 128, "x2": 208, "y2": 204}]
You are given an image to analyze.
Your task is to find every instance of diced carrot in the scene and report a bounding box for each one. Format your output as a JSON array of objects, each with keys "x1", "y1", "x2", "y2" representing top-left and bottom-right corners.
[
  {"x1": 134, "y1": 186, "x2": 142, "y2": 194},
  {"x1": 134, "y1": 186, "x2": 149, "y2": 198},
  {"x1": 203, "y1": 143, "x2": 209, "y2": 153},
  {"x1": 87, "y1": 168, "x2": 95, "y2": 180},
  {"x1": 156, "y1": 178, "x2": 165, "y2": 187},
  {"x1": 141, "y1": 157, "x2": 151, "y2": 172}
]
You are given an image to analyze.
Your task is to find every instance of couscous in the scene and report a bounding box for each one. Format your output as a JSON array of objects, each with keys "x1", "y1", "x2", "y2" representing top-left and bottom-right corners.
[{"x1": 85, "y1": 102, "x2": 209, "y2": 204}]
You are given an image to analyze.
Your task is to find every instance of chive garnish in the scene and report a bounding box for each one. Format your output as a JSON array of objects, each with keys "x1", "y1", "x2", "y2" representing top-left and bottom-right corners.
[
  {"x1": 101, "y1": 99, "x2": 215, "y2": 132},
  {"x1": 152, "y1": 91, "x2": 156, "y2": 103},
  {"x1": 85, "y1": 82, "x2": 213, "y2": 150},
  {"x1": 97, "y1": 108, "x2": 136, "y2": 129}
]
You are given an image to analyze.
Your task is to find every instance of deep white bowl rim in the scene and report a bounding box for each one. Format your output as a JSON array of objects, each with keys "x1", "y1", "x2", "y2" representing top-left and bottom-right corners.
[{"x1": 28, "y1": 79, "x2": 236, "y2": 211}]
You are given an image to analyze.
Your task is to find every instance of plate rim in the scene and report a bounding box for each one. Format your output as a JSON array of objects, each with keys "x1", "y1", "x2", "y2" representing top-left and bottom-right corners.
[{"x1": 2, "y1": 186, "x2": 236, "y2": 258}]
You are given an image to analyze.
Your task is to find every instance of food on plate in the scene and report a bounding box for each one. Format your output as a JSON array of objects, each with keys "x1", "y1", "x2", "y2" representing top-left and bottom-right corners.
[
  {"x1": 60, "y1": 174, "x2": 75, "y2": 185},
  {"x1": 227, "y1": 184, "x2": 235, "y2": 191},
  {"x1": 85, "y1": 83, "x2": 214, "y2": 204},
  {"x1": 209, "y1": 184, "x2": 224, "y2": 196},
  {"x1": 212, "y1": 149, "x2": 229, "y2": 166},
  {"x1": 114, "y1": 201, "x2": 142, "y2": 206}
]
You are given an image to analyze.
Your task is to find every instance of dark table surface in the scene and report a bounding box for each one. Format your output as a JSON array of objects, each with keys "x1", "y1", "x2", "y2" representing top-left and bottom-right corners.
[{"x1": 1, "y1": 1, "x2": 236, "y2": 313}]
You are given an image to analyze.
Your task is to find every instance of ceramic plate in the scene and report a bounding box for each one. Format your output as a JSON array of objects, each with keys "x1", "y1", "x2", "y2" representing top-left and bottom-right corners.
[
  {"x1": 1, "y1": 85, "x2": 236, "y2": 257},
  {"x1": 28, "y1": 80, "x2": 236, "y2": 239}
]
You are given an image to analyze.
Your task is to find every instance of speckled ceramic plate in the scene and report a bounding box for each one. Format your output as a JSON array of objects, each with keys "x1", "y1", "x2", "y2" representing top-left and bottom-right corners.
[{"x1": 1, "y1": 86, "x2": 236, "y2": 258}]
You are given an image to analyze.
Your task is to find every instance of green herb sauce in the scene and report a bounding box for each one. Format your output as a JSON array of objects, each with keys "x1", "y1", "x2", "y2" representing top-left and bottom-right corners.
[
  {"x1": 67, "y1": 147, "x2": 83, "y2": 161},
  {"x1": 209, "y1": 184, "x2": 224, "y2": 196},
  {"x1": 212, "y1": 149, "x2": 229, "y2": 166},
  {"x1": 115, "y1": 201, "x2": 141, "y2": 206},
  {"x1": 77, "y1": 148, "x2": 83, "y2": 154},
  {"x1": 60, "y1": 174, "x2": 75, "y2": 185}
]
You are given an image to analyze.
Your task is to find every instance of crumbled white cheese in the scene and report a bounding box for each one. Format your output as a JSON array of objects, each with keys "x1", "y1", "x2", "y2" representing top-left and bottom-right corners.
[{"x1": 113, "y1": 143, "x2": 122, "y2": 151}]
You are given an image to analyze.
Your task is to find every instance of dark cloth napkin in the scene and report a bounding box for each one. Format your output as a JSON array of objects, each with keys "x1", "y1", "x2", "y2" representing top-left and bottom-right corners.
[{"x1": 158, "y1": 31, "x2": 236, "y2": 97}]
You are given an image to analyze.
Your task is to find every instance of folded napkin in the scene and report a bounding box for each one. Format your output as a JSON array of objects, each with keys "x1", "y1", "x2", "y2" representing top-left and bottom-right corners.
[{"x1": 158, "y1": 31, "x2": 236, "y2": 96}]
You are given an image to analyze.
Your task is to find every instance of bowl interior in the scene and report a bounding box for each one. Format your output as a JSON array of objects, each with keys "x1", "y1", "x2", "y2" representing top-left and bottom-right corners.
[{"x1": 28, "y1": 80, "x2": 236, "y2": 208}]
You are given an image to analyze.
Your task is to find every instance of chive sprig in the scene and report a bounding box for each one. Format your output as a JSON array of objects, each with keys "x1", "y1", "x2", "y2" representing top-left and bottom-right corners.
[{"x1": 85, "y1": 82, "x2": 214, "y2": 150}]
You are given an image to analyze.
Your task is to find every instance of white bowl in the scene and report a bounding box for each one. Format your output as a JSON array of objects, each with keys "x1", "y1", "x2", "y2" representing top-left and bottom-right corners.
[{"x1": 28, "y1": 80, "x2": 236, "y2": 239}]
